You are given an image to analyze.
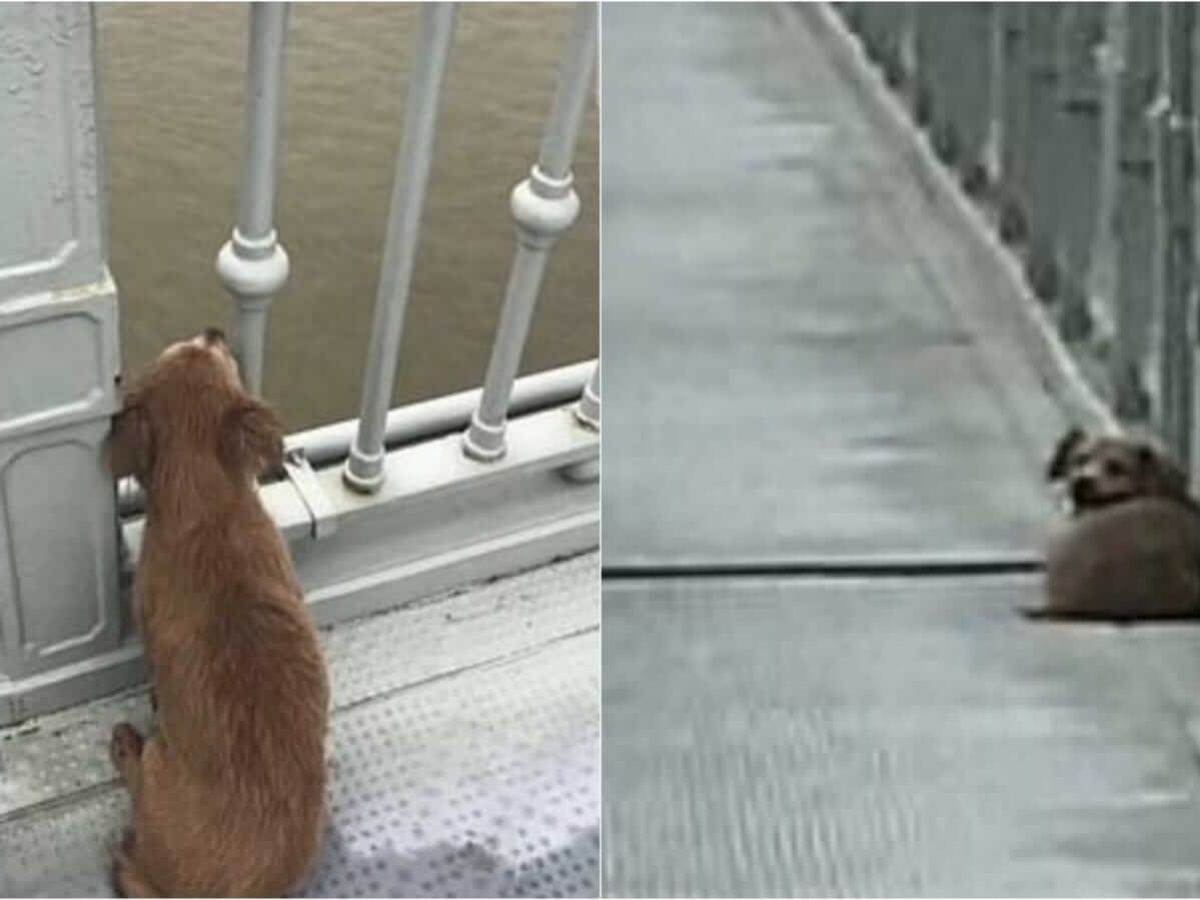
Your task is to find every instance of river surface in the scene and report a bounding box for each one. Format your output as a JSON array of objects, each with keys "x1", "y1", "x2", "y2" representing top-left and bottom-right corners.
[{"x1": 97, "y1": 2, "x2": 598, "y2": 430}]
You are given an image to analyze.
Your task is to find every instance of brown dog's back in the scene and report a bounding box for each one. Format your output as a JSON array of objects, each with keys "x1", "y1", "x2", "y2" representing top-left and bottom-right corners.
[
  {"x1": 124, "y1": 495, "x2": 329, "y2": 896},
  {"x1": 1041, "y1": 497, "x2": 1200, "y2": 621}
]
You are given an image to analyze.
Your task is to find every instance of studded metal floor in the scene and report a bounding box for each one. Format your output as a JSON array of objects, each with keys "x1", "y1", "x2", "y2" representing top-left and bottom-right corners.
[
  {"x1": 0, "y1": 553, "x2": 598, "y2": 898},
  {"x1": 605, "y1": 578, "x2": 1200, "y2": 897}
]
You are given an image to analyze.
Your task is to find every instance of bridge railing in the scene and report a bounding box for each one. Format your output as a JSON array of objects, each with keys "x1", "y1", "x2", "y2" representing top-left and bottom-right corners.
[
  {"x1": 838, "y1": 2, "x2": 1198, "y2": 468},
  {"x1": 0, "y1": 2, "x2": 599, "y2": 724}
]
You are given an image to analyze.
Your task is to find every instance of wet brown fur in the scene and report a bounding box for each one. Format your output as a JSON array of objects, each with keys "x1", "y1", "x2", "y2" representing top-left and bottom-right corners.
[
  {"x1": 1028, "y1": 428, "x2": 1200, "y2": 621},
  {"x1": 106, "y1": 332, "x2": 329, "y2": 896}
]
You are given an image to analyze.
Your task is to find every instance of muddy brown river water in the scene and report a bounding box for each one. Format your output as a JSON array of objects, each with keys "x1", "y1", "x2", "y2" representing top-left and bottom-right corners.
[{"x1": 98, "y1": 2, "x2": 598, "y2": 430}]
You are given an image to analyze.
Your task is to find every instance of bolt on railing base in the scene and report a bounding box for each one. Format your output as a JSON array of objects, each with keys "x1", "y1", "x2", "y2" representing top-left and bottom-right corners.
[
  {"x1": 462, "y1": 410, "x2": 508, "y2": 461},
  {"x1": 574, "y1": 387, "x2": 599, "y2": 430},
  {"x1": 342, "y1": 448, "x2": 387, "y2": 494}
]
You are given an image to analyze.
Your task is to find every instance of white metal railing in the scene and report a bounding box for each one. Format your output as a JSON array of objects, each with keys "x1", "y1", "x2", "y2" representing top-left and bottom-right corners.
[
  {"x1": 116, "y1": 360, "x2": 593, "y2": 516},
  {"x1": 463, "y1": 3, "x2": 598, "y2": 461},
  {"x1": 216, "y1": 2, "x2": 291, "y2": 397},
  {"x1": 0, "y1": 1, "x2": 599, "y2": 724},
  {"x1": 343, "y1": 4, "x2": 458, "y2": 492},
  {"x1": 196, "y1": 0, "x2": 603, "y2": 602},
  {"x1": 116, "y1": 0, "x2": 602, "y2": 511},
  {"x1": 838, "y1": 2, "x2": 1199, "y2": 470}
]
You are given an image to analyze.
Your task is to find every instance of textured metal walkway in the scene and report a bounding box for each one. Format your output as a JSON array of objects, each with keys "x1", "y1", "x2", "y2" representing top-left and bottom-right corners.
[
  {"x1": 0, "y1": 554, "x2": 598, "y2": 898},
  {"x1": 602, "y1": 3, "x2": 1200, "y2": 896}
]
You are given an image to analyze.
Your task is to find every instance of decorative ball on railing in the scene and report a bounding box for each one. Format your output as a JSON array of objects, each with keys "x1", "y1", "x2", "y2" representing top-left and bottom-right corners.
[
  {"x1": 511, "y1": 166, "x2": 581, "y2": 247},
  {"x1": 216, "y1": 227, "x2": 290, "y2": 305}
]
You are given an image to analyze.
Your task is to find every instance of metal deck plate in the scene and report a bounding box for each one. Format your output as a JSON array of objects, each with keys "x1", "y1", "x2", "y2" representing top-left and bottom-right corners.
[
  {"x1": 0, "y1": 554, "x2": 598, "y2": 898},
  {"x1": 605, "y1": 578, "x2": 1200, "y2": 897}
]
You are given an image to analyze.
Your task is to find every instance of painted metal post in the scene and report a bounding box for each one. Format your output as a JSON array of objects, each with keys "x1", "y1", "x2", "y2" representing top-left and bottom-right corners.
[
  {"x1": 343, "y1": 3, "x2": 456, "y2": 493},
  {"x1": 463, "y1": 3, "x2": 597, "y2": 461},
  {"x1": 912, "y1": 3, "x2": 948, "y2": 159},
  {"x1": 1088, "y1": 2, "x2": 1125, "y2": 342},
  {"x1": 998, "y1": 3, "x2": 1032, "y2": 244},
  {"x1": 0, "y1": 5, "x2": 123, "y2": 691},
  {"x1": 1110, "y1": 4, "x2": 1161, "y2": 420},
  {"x1": 216, "y1": 2, "x2": 290, "y2": 397},
  {"x1": 982, "y1": 3, "x2": 1006, "y2": 189},
  {"x1": 562, "y1": 362, "x2": 600, "y2": 484},
  {"x1": 575, "y1": 363, "x2": 599, "y2": 430},
  {"x1": 1052, "y1": 4, "x2": 1106, "y2": 341},
  {"x1": 1024, "y1": 4, "x2": 1065, "y2": 303},
  {"x1": 898, "y1": 3, "x2": 921, "y2": 119},
  {"x1": 946, "y1": 4, "x2": 997, "y2": 193},
  {"x1": 1157, "y1": 3, "x2": 1196, "y2": 465}
]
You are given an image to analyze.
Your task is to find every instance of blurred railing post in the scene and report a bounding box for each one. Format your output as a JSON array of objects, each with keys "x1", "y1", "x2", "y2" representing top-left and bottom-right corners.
[
  {"x1": 1088, "y1": 3, "x2": 1124, "y2": 349},
  {"x1": 998, "y1": 3, "x2": 1032, "y2": 244},
  {"x1": 982, "y1": 4, "x2": 1006, "y2": 189},
  {"x1": 1157, "y1": 3, "x2": 1197, "y2": 465},
  {"x1": 1110, "y1": 4, "x2": 1160, "y2": 420},
  {"x1": 0, "y1": 5, "x2": 123, "y2": 698},
  {"x1": 1023, "y1": 5, "x2": 1066, "y2": 303},
  {"x1": 463, "y1": 2, "x2": 597, "y2": 461},
  {"x1": 576, "y1": 363, "x2": 599, "y2": 431},
  {"x1": 216, "y1": 2, "x2": 291, "y2": 396},
  {"x1": 1053, "y1": 4, "x2": 1106, "y2": 341},
  {"x1": 343, "y1": 3, "x2": 457, "y2": 493},
  {"x1": 838, "y1": 1, "x2": 1200, "y2": 472}
]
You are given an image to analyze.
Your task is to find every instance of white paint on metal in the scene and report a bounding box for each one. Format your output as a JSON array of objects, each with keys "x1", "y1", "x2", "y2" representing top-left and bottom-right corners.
[
  {"x1": 344, "y1": 4, "x2": 458, "y2": 493},
  {"x1": 575, "y1": 361, "x2": 600, "y2": 430},
  {"x1": 115, "y1": 359, "x2": 594, "y2": 516},
  {"x1": 216, "y1": 2, "x2": 291, "y2": 396},
  {"x1": 5, "y1": 397, "x2": 597, "y2": 725},
  {"x1": 0, "y1": 4, "x2": 123, "y2": 685},
  {"x1": 463, "y1": 3, "x2": 597, "y2": 462}
]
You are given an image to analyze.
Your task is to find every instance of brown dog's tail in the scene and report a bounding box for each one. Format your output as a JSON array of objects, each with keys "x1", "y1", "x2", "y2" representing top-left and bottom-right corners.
[{"x1": 113, "y1": 844, "x2": 163, "y2": 898}]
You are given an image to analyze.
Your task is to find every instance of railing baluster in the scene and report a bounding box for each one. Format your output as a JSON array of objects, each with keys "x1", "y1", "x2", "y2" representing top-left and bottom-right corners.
[
  {"x1": 1088, "y1": 2, "x2": 1124, "y2": 346},
  {"x1": 462, "y1": 2, "x2": 598, "y2": 461},
  {"x1": 217, "y1": 1, "x2": 291, "y2": 397},
  {"x1": 575, "y1": 362, "x2": 599, "y2": 429},
  {"x1": 343, "y1": 3, "x2": 457, "y2": 493},
  {"x1": 1158, "y1": 3, "x2": 1197, "y2": 467}
]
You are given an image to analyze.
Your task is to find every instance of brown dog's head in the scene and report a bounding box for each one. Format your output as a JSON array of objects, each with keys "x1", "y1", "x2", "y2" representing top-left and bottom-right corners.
[
  {"x1": 107, "y1": 328, "x2": 284, "y2": 485},
  {"x1": 1046, "y1": 427, "x2": 1190, "y2": 512}
]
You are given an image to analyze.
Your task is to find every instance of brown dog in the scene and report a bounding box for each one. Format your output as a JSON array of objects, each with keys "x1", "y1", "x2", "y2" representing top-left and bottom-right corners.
[
  {"x1": 1027, "y1": 427, "x2": 1200, "y2": 621},
  {"x1": 106, "y1": 328, "x2": 329, "y2": 896}
]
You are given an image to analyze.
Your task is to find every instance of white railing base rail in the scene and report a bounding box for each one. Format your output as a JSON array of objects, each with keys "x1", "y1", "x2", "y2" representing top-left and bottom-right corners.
[
  {"x1": 115, "y1": 360, "x2": 595, "y2": 517},
  {"x1": 0, "y1": 398, "x2": 597, "y2": 725}
]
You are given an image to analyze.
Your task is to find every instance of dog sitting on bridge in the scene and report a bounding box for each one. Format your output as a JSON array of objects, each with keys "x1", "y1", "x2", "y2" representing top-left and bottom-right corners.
[
  {"x1": 1025, "y1": 427, "x2": 1200, "y2": 622},
  {"x1": 105, "y1": 328, "x2": 329, "y2": 896}
]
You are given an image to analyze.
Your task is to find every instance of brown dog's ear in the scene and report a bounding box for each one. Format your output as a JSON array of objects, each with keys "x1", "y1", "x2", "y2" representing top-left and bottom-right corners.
[
  {"x1": 1046, "y1": 427, "x2": 1086, "y2": 481},
  {"x1": 105, "y1": 396, "x2": 153, "y2": 480},
  {"x1": 1136, "y1": 442, "x2": 1190, "y2": 498},
  {"x1": 220, "y1": 399, "x2": 284, "y2": 476}
]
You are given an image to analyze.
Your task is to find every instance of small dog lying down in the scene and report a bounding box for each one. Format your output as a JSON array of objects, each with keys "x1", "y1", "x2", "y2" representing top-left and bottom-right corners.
[
  {"x1": 1027, "y1": 427, "x2": 1200, "y2": 622},
  {"x1": 106, "y1": 329, "x2": 329, "y2": 896}
]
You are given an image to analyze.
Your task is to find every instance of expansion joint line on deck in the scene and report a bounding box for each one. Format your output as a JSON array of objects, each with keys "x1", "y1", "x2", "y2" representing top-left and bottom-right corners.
[
  {"x1": 334, "y1": 623, "x2": 599, "y2": 717},
  {"x1": 602, "y1": 557, "x2": 1044, "y2": 581}
]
